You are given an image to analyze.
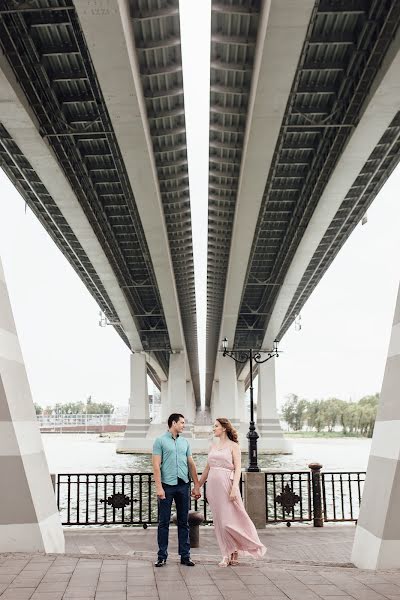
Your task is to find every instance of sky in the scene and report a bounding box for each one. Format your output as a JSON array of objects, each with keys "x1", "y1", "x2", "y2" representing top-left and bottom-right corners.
[{"x1": 0, "y1": 2, "x2": 399, "y2": 411}]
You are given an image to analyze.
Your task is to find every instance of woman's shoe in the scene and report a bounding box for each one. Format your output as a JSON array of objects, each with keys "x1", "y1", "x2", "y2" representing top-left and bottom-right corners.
[
  {"x1": 218, "y1": 556, "x2": 230, "y2": 567},
  {"x1": 230, "y1": 551, "x2": 239, "y2": 566}
]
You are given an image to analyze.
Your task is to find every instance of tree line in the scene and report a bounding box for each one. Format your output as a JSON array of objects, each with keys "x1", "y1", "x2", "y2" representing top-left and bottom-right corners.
[
  {"x1": 280, "y1": 393, "x2": 379, "y2": 437},
  {"x1": 34, "y1": 397, "x2": 114, "y2": 416}
]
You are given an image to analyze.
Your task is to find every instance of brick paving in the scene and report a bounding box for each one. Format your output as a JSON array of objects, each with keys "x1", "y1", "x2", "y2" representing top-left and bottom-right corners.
[
  {"x1": 65, "y1": 523, "x2": 355, "y2": 565},
  {"x1": 1, "y1": 526, "x2": 400, "y2": 600}
]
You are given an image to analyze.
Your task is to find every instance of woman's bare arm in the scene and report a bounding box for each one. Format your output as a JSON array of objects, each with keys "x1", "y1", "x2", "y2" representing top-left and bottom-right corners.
[
  {"x1": 231, "y1": 443, "x2": 242, "y2": 491},
  {"x1": 198, "y1": 463, "x2": 210, "y2": 488}
]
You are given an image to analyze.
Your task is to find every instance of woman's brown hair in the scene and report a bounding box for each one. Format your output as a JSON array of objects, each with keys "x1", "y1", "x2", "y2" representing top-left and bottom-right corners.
[{"x1": 216, "y1": 417, "x2": 239, "y2": 443}]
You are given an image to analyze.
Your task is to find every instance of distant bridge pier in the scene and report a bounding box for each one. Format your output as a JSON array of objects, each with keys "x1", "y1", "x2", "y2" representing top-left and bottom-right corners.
[
  {"x1": 257, "y1": 359, "x2": 293, "y2": 454},
  {"x1": 210, "y1": 380, "x2": 219, "y2": 422},
  {"x1": 167, "y1": 353, "x2": 193, "y2": 438},
  {"x1": 236, "y1": 380, "x2": 248, "y2": 435},
  {"x1": 160, "y1": 380, "x2": 169, "y2": 423},
  {"x1": 352, "y1": 284, "x2": 400, "y2": 569},
  {"x1": 184, "y1": 380, "x2": 196, "y2": 435},
  {"x1": 117, "y1": 352, "x2": 150, "y2": 452},
  {"x1": 118, "y1": 351, "x2": 196, "y2": 452},
  {"x1": 0, "y1": 257, "x2": 64, "y2": 553},
  {"x1": 216, "y1": 356, "x2": 241, "y2": 430}
]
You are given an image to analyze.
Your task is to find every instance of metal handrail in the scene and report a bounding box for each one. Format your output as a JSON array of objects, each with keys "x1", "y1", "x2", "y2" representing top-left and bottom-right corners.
[{"x1": 56, "y1": 468, "x2": 365, "y2": 527}]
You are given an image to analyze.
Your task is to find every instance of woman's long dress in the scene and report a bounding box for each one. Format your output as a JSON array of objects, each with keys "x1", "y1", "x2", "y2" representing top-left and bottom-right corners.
[{"x1": 206, "y1": 445, "x2": 267, "y2": 559}]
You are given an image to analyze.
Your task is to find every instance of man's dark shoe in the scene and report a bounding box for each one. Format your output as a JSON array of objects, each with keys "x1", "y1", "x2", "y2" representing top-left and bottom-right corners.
[
  {"x1": 154, "y1": 558, "x2": 167, "y2": 567},
  {"x1": 180, "y1": 558, "x2": 195, "y2": 566}
]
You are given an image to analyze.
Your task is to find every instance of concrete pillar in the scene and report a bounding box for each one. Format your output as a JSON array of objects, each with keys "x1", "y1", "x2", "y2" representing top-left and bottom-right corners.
[
  {"x1": 237, "y1": 380, "x2": 248, "y2": 434},
  {"x1": 117, "y1": 352, "x2": 150, "y2": 452},
  {"x1": 217, "y1": 355, "x2": 239, "y2": 426},
  {"x1": 166, "y1": 353, "x2": 193, "y2": 438},
  {"x1": 210, "y1": 380, "x2": 219, "y2": 422},
  {"x1": 147, "y1": 379, "x2": 168, "y2": 438},
  {"x1": 242, "y1": 472, "x2": 266, "y2": 529},
  {"x1": 160, "y1": 379, "x2": 169, "y2": 423},
  {"x1": 168, "y1": 352, "x2": 186, "y2": 413},
  {"x1": 257, "y1": 358, "x2": 293, "y2": 454},
  {"x1": 352, "y1": 284, "x2": 400, "y2": 569},
  {"x1": 0, "y1": 257, "x2": 64, "y2": 552},
  {"x1": 185, "y1": 381, "x2": 194, "y2": 423},
  {"x1": 183, "y1": 380, "x2": 194, "y2": 437}
]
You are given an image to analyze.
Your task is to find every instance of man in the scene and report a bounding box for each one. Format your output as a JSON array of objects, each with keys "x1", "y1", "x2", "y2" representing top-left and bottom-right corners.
[{"x1": 152, "y1": 413, "x2": 201, "y2": 567}]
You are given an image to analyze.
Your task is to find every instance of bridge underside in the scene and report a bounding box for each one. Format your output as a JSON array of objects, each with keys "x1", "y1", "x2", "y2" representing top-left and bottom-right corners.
[
  {"x1": 0, "y1": 0, "x2": 199, "y2": 399},
  {"x1": 206, "y1": 0, "x2": 400, "y2": 403}
]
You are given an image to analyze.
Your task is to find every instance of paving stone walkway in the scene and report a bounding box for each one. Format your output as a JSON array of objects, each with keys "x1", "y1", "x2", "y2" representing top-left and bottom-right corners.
[
  {"x1": 1, "y1": 526, "x2": 400, "y2": 600},
  {"x1": 65, "y1": 523, "x2": 355, "y2": 565}
]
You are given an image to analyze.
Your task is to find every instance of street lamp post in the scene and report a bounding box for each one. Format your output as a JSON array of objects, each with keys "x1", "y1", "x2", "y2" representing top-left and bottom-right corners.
[{"x1": 221, "y1": 337, "x2": 281, "y2": 472}]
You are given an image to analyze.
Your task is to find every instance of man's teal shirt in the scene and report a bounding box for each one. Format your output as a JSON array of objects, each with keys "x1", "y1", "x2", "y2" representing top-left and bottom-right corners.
[{"x1": 152, "y1": 431, "x2": 192, "y2": 485}]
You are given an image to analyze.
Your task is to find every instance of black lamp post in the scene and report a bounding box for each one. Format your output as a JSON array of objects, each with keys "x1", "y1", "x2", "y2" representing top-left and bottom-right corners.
[{"x1": 221, "y1": 337, "x2": 281, "y2": 472}]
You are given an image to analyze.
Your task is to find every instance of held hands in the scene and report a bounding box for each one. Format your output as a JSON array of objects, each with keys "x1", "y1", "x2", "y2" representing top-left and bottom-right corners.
[
  {"x1": 156, "y1": 487, "x2": 166, "y2": 501},
  {"x1": 191, "y1": 486, "x2": 202, "y2": 500}
]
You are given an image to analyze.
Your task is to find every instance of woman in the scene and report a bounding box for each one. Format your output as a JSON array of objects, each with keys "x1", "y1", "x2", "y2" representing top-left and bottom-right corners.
[{"x1": 197, "y1": 418, "x2": 266, "y2": 566}]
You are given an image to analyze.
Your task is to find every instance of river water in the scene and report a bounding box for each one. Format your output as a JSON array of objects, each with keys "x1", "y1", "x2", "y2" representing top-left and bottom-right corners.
[{"x1": 42, "y1": 433, "x2": 371, "y2": 474}]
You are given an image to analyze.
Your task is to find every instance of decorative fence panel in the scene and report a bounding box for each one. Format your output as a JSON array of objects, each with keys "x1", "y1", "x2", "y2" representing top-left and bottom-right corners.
[
  {"x1": 56, "y1": 469, "x2": 365, "y2": 527},
  {"x1": 321, "y1": 472, "x2": 366, "y2": 522},
  {"x1": 265, "y1": 472, "x2": 312, "y2": 524},
  {"x1": 57, "y1": 473, "x2": 240, "y2": 526}
]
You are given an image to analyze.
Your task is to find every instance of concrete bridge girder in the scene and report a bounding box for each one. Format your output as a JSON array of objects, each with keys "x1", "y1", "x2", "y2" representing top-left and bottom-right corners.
[
  {"x1": 73, "y1": 0, "x2": 187, "y2": 355},
  {"x1": 262, "y1": 20, "x2": 400, "y2": 350},
  {"x1": 0, "y1": 53, "x2": 143, "y2": 353}
]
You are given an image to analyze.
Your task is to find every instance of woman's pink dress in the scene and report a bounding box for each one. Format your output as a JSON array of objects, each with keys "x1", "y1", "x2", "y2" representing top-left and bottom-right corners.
[{"x1": 206, "y1": 445, "x2": 267, "y2": 559}]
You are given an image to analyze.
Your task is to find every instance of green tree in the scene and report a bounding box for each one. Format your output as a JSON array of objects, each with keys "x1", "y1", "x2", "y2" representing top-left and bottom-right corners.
[
  {"x1": 33, "y1": 403, "x2": 43, "y2": 415},
  {"x1": 86, "y1": 402, "x2": 114, "y2": 415},
  {"x1": 281, "y1": 394, "x2": 298, "y2": 430},
  {"x1": 281, "y1": 394, "x2": 307, "y2": 431},
  {"x1": 323, "y1": 398, "x2": 347, "y2": 432},
  {"x1": 306, "y1": 400, "x2": 325, "y2": 432}
]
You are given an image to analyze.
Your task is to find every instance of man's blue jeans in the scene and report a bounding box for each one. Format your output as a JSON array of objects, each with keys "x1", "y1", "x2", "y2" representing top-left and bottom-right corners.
[{"x1": 157, "y1": 481, "x2": 190, "y2": 561}]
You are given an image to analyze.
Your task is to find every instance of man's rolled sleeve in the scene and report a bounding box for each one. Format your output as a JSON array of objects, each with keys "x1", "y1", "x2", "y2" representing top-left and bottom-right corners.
[{"x1": 153, "y1": 437, "x2": 162, "y2": 456}]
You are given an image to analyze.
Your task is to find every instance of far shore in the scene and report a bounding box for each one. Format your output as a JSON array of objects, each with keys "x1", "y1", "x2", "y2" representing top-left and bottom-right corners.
[{"x1": 285, "y1": 431, "x2": 370, "y2": 438}]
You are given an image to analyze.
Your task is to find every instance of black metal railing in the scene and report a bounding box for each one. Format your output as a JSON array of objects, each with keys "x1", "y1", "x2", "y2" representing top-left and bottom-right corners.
[
  {"x1": 322, "y1": 471, "x2": 366, "y2": 522},
  {"x1": 56, "y1": 472, "x2": 243, "y2": 526},
  {"x1": 264, "y1": 465, "x2": 366, "y2": 526},
  {"x1": 56, "y1": 468, "x2": 365, "y2": 527},
  {"x1": 57, "y1": 473, "x2": 157, "y2": 526},
  {"x1": 265, "y1": 471, "x2": 312, "y2": 524}
]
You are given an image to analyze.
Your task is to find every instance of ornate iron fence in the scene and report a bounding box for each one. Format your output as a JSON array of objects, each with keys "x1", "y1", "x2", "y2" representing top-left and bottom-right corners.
[
  {"x1": 265, "y1": 471, "x2": 312, "y2": 524},
  {"x1": 56, "y1": 467, "x2": 365, "y2": 527},
  {"x1": 56, "y1": 473, "x2": 242, "y2": 526},
  {"x1": 321, "y1": 471, "x2": 366, "y2": 522}
]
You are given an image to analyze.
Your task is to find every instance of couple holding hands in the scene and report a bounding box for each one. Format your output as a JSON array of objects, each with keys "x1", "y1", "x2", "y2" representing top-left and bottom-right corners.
[{"x1": 152, "y1": 413, "x2": 266, "y2": 567}]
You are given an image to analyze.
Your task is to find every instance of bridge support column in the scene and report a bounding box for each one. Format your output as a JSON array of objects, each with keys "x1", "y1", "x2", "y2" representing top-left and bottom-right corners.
[
  {"x1": 352, "y1": 284, "x2": 400, "y2": 569},
  {"x1": 217, "y1": 357, "x2": 239, "y2": 428},
  {"x1": 167, "y1": 353, "x2": 186, "y2": 414},
  {"x1": 117, "y1": 352, "x2": 150, "y2": 452},
  {"x1": 210, "y1": 380, "x2": 219, "y2": 422},
  {"x1": 0, "y1": 258, "x2": 64, "y2": 552},
  {"x1": 160, "y1": 380, "x2": 169, "y2": 423},
  {"x1": 166, "y1": 353, "x2": 192, "y2": 437},
  {"x1": 184, "y1": 380, "x2": 194, "y2": 436},
  {"x1": 147, "y1": 380, "x2": 168, "y2": 438},
  {"x1": 257, "y1": 359, "x2": 292, "y2": 454},
  {"x1": 236, "y1": 380, "x2": 248, "y2": 436}
]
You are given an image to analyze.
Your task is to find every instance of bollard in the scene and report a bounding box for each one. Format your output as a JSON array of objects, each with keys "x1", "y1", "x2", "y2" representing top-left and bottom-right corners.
[
  {"x1": 188, "y1": 511, "x2": 204, "y2": 548},
  {"x1": 308, "y1": 463, "x2": 323, "y2": 527},
  {"x1": 172, "y1": 510, "x2": 204, "y2": 548}
]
